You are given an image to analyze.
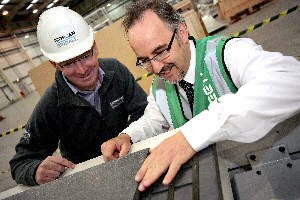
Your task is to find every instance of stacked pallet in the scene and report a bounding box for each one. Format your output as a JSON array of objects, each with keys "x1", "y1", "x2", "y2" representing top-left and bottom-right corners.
[
  {"x1": 173, "y1": 0, "x2": 209, "y2": 39},
  {"x1": 217, "y1": 0, "x2": 272, "y2": 22}
]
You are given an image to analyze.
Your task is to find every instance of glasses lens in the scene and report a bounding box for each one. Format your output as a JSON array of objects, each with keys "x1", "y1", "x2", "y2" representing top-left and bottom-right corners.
[
  {"x1": 141, "y1": 61, "x2": 151, "y2": 69},
  {"x1": 59, "y1": 48, "x2": 93, "y2": 68},
  {"x1": 81, "y1": 50, "x2": 93, "y2": 63},
  {"x1": 136, "y1": 59, "x2": 149, "y2": 69},
  {"x1": 154, "y1": 50, "x2": 170, "y2": 62},
  {"x1": 60, "y1": 62, "x2": 72, "y2": 68}
]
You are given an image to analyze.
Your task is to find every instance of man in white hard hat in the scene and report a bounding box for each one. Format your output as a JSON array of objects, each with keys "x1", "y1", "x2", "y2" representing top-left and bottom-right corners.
[{"x1": 9, "y1": 6, "x2": 148, "y2": 186}]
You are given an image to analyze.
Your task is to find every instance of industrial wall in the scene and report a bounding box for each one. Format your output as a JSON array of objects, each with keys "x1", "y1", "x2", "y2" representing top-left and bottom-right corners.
[{"x1": 0, "y1": 32, "x2": 47, "y2": 110}]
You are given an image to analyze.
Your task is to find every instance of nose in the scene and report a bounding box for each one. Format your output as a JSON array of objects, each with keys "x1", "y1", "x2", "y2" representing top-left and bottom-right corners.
[
  {"x1": 150, "y1": 60, "x2": 164, "y2": 74},
  {"x1": 74, "y1": 61, "x2": 87, "y2": 74}
]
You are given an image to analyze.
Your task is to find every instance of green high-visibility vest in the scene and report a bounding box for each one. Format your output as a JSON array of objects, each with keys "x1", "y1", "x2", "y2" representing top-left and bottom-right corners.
[{"x1": 152, "y1": 36, "x2": 238, "y2": 128}]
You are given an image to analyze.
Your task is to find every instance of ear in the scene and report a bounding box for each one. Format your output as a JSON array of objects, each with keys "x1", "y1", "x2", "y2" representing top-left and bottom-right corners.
[
  {"x1": 93, "y1": 41, "x2": 99, "y2": 56},
  {"x1": 177, "y1": 22, "x2": 189, "y2": 44},
  {"x1": 49, "y1": 60, "x2": 61, "y2": 70}
]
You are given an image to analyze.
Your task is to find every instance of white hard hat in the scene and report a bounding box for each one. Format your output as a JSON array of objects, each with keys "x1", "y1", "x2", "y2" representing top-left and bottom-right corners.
[{"x1": 37, "y1": 6, "x2": 94, "y2": 63}]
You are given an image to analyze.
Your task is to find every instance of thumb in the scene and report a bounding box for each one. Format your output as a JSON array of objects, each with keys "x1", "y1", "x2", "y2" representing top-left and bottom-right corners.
[{"x1": 119, "y1": 142, "x2": 131, "y2": 157}]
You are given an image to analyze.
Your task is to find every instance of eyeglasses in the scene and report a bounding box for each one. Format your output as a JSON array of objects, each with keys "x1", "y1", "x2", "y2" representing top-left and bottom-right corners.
[
  {"x1": 136, "y1": 29, "x2": 177, "y2": 69},
  {"x1": 58, "y1": 47, "x2": 94, "y2": 69}
]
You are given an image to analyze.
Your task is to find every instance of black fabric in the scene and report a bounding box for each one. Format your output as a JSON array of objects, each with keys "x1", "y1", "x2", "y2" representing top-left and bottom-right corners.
[
  {"x1": 179, "y1": 80, "x2": 194, "y2": 112},
  {"x1": 9, "y1": 58, "x2": 148, "y2": 186}
]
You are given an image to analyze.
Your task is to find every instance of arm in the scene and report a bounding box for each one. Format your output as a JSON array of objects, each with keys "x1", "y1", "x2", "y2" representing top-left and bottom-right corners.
[
  {"x1": 102, "y1": 86, "x2": 170, "y2": 161},
  {"x1": 135, "y1": 38, "x2": 300, "y2": 191},
  {"x1": 123, "y1": 90, "x2": 170, "y2": 143},
  {"x1": 182, "y1": 38, "x2": 300, "y2": 152},
  {"x1": 9, "y1": 86, "x2": 74, "y2": 186}
]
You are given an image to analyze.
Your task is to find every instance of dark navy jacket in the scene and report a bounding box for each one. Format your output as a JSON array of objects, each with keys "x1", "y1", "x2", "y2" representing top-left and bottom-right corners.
[{"x1": 10, "y1": 58, "x2": 148, "y2": 186}]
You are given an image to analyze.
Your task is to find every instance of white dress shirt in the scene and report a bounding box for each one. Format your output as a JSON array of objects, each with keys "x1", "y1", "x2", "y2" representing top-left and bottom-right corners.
[{"x1": 123, "y1": 38, "x2": 300, "y2": 152}]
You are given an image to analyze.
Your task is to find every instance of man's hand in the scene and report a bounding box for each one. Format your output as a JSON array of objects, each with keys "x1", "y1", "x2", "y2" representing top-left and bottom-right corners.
[
  {"x1": 135, "y1": 131, "x2": 196, "y2": 192},
  {"x1": 101, "y1": 133, "x2": 132, "y2": 162},
  {"x1": 35, "y1": 156, "x2": 75, "y2": 185}
]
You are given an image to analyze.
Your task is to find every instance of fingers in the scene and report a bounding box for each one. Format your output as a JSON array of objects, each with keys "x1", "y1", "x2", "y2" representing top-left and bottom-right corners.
[
  {"x1": 35, "y1": 156, "x2": 75, "y2": 185},
  {"x1": 35, "y1": 168, "x2": 61, "y2": 185},
  {"x1": 135, "y1": 131, "x2": 197, "y2": 192},
  {"x1": 101, "y1": 134, "x2": 132, "y2": 162},
  {"x1": 162, "y1": 161, "x2": 182, "y2": 185},
  {"x1": 49, "y1": 156, "x2": 76, "y2": 169},
  {"x1": 135, "y1": 148, "x2": 154, "y2": 182},
  {"x1": 119, "y1": 141, "x2": 131, "y2": 158},
  {"x1": 36, "y1": 175, "x2": 56, "y2": 185},
  {"x1": 118, "y1": 134, "x2": 132, "y2": 157},
  {"x1": 135, "y1": 150, "x2": 169, "y2": 192},
  {"x1": 136, "y1": 160, "x2": 169, "y2": 192},
  {"x1": 101, "y1": 139, "x2": 119, "y2": 161}
]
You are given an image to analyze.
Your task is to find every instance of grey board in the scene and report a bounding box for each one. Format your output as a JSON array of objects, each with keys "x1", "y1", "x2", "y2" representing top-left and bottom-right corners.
[
  {"x1": 4, "y1": 113, "x2": 300, "y2": 200},
  {"x1": 139, "y1": 145, "x2": 223, "y2": 200},
  {"x1": 5, "y1": 149, "x2": 149, "y2": 200}
]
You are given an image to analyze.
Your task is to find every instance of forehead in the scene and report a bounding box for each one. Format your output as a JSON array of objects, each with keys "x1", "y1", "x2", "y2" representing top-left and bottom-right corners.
[{"x1": 128, "y1": 11, "x2": 172, "y2": 56}]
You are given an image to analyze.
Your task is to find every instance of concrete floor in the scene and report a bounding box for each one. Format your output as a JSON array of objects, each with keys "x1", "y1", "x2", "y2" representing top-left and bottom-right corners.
[
  {"x1": 0, "y1": 0, "x2": 299, "y2": 194},
  {"x1": 0, "y1": 91, "x2": 40, "y2": 192},
  {"x1": 215, "y1": 0, "x2": 300, "y2": 58}
]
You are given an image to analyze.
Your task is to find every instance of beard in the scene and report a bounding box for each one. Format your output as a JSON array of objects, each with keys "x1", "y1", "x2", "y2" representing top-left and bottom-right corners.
[{"x1": 159, "y1": 64, "x2": 186, "y2": 84}]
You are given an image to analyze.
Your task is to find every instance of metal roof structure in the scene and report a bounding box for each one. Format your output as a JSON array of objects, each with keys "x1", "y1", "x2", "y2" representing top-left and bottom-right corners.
[{"x1": 0, "y1": 0, "x2": 112, "y2": 39}]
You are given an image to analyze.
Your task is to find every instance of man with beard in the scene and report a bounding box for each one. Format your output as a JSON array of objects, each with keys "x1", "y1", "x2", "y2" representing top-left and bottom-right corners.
[
  {"x1": 101, "y1": 0, "x2": 300, "y2": 192},
  {"x1": 9, "y1": 6, "x2": 147, "y2": 186}
]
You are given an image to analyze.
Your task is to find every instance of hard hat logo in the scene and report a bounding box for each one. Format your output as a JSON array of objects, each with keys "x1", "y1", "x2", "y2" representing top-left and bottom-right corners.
[{"x1": 54, "y1": 31, "x2": 78, "y2": 48}]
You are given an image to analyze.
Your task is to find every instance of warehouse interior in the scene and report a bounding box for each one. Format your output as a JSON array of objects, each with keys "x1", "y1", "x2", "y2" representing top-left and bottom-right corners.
[{"x1": 0, "y1": 0, "x2": 299, "y2": 199}]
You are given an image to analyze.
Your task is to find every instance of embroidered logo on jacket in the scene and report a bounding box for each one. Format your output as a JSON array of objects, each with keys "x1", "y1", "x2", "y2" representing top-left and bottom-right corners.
[
  {"x1": 22, "y1": 130, "x2": 31, "y2": 143},
  {"x1": 110, "y1": 96, "x2": 124, "y2": 109}
]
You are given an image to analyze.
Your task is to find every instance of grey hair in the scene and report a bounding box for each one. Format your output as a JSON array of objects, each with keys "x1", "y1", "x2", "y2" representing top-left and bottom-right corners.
[{"x1": 122, "y1": 0, "x2": 185, "y2": 33}]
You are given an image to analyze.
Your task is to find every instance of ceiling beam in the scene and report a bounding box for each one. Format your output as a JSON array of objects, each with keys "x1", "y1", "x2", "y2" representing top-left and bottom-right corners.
[
  {"x1": 0, "y1": 0, "x2": 108, "y2": 38},
  {"x1": 6, "y1": 0, "x2": 32, "y2": 21},
  {"x1": 28, "y1": 0, "x2": 59, "y2": 19},
  {"x1": 72, "y1": 0, "x2": 109, "y2": 17}
]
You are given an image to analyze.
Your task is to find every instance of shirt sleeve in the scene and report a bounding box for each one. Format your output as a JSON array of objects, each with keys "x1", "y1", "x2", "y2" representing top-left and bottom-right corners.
[
  {"x1": 181, "y1": 38, "x2": 300, "y2": 152},
  {"x1": 122, "y1": 87, "x2": 170, "y2": 143}
]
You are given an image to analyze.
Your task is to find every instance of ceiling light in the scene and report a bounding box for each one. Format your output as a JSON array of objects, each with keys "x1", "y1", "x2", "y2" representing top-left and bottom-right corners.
[
  {"x1": 31, "y1": 0, "x2": 38, "y2": 3},
  {"x1": 1, "y1": 0, "x2": 10, "y2": 4},
  {"x1": 2, "y1": 10, "x2": 8, "y2": 15},
  {"x1": 33, "y1": 9, "x2": 38, "y2": 13},
  {"x1": 0, "y1": 5, "x2": 3, "y2": 9},
  {"x1": 53, "y1": 0, "x2": 59, "y2": 2},
  {"x1": 26, "y1": 4, "x2": 33, "y2": 9},
  {"x1": 47, "y1": 3, "x2": 54, "y2": 8},
  {"x1": 107, "y1": 3, "x2": 111, "y2": 7}
]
